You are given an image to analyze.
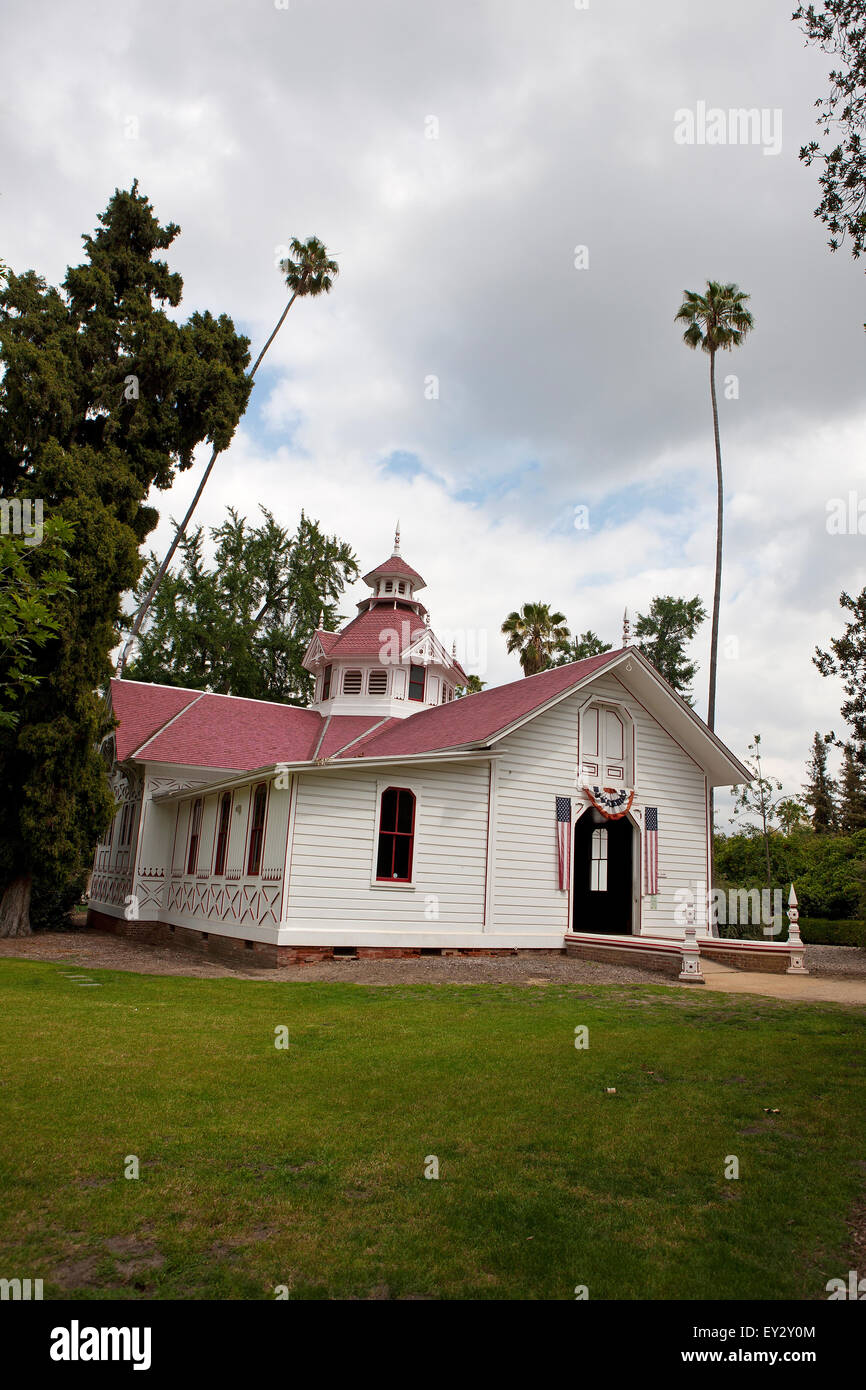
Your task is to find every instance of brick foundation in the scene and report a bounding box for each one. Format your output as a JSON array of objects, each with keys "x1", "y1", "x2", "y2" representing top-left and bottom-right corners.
[
  {"x1": 85, "y1": 911, "x2": 566, "y2": 968},
  {"x1": 701, "y1": 943, "x2": 791, "y2": 974},
  {"x1": 565, "y1": 939, "x2": 683, "y2": 978}
]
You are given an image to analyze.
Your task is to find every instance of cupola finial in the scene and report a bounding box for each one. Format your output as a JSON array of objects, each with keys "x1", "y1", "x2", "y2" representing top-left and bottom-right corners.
[
  {"x1": 622, "y1": 607, "x2": 631, "y2": 646},
  {"x1": 393, "y1": 520, "x2": 401, "y2": 557}
]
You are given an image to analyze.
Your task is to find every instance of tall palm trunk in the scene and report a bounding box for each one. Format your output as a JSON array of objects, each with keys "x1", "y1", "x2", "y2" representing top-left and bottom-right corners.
[
  {"x1": 707, "y1": 347, "x2": 723, "y2": 732},
  {"x1": 116, "y1": 291, "x2": 299, "y2": 676},
  {"x1": 707, "y1": 347, "x2": 724, "y2": 903}
]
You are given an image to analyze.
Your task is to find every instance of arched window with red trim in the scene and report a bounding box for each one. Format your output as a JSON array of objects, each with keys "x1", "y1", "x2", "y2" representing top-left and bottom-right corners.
[{"x1": 376, "y1": 787, "x2": 416, "y2": 882}]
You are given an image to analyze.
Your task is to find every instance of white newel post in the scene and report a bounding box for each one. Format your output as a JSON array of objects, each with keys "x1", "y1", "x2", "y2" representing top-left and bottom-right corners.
[
  {"x1": 785, "y1": 883, "x2": 808, "y2": 975},
  {"x1": 678, "y1": 902, "x2": 704, "y2": 983}
]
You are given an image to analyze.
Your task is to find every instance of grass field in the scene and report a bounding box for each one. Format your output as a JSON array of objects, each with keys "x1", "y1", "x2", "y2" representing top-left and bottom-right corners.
[{"x1": 1, "y1": 958, "x2": 864, "y2": 1301}]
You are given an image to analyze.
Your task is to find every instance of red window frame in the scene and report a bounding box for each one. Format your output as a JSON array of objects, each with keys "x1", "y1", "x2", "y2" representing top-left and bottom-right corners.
[
  {"x1": 187, "y1": 798, "x2": 203, "y2": 874},
  {"x1": 408, "y1": 664, "x2": 426, "y2": 701},
  {"x1": 322, "y1": 664, "x2": 332, "y2": 700},
  {"x1": 375, "y1": 787, "x2": 416, "y2": 882},
  {"x1": 214, "y1": 792, "x2": 232, "y2": 876},
  {"x1": 247, "y1": 783, "x2": 268, "y2": 876}
]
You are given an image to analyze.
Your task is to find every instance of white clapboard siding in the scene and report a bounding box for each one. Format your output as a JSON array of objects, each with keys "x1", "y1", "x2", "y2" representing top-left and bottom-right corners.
[
  {"x1": 587, "y1": 673, "x2": 708, "y2": 927},
  {"x1": 491, "y1": 676, "x2": 708, "y2": 933},
  {"x1": 491, "y1": 692, "x2": 578, "y2": 934},
  {"x1": 285, "y1": 762, "x2": 489, "y2": 930}
]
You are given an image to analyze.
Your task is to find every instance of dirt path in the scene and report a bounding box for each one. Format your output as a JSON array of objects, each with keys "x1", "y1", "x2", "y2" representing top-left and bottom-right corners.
[{"x1": 1, "y1": 930, "x2": 864, "y2": 1001}]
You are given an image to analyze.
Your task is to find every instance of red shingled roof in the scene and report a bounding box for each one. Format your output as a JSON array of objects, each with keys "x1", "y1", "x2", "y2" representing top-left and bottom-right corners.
[
  {"x1": 314, "y1": 604, "x2": 467, "y2": 680},
  {"x1": 111, "y1": 681, "x2": 202, "y2": 761},
  {"x1": 315, "y1": 714, "x2": 389, "y2": 760},
  {"x1": 337, "y1": 650, "x2": 624, "y2": 759},
  {"x1": 313, "y1": 630, "x2": 340, "y2": 655},
  {"x1": 126, "y1": 688, "x2": 323, "y2": 770},
  {"x1": 109, "y1": 650, "x2": 624, "y2": 773},
  {"x1": 361, "y1": 554, "x2": 426, "y2": 589}
]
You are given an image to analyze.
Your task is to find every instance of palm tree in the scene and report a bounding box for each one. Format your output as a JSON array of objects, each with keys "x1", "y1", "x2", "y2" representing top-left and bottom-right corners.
[
  {"x1": 502, "y1": 603, "x2": 570, "y2": 676},
  {"x1": 675, "y1": 281, "x2": 753, "y2": 731},
  {"x1": 116, "y1": 237, "x2": 339, "y2": 675}
]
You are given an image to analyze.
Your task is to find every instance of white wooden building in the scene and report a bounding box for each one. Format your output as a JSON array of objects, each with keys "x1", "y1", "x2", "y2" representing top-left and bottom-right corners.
[{"x1": 88, "y1": 534, "x2": 753, "y2": 964}]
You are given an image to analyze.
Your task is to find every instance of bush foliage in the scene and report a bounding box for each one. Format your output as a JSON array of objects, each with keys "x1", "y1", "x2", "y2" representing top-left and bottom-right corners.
[{"x1": 714, "y1": 827, "x2": 866, "y2": 921}]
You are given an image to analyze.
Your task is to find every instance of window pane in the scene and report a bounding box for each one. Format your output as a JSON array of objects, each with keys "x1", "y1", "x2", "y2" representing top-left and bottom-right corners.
[
  {"x1": 376, "y1": 837, "x2": 392, "y2": 879},
  {"x1": 380, "y1": 789, "x2": 398, "y2": 832},
  {"x1": 396, "y1": 790, "x2": 414, "y2": 834},
  {"x1": 408, "y1": 664, "x2": 425, "y2": 700},
  {"x1": 392, "y1": 835, "x2": 411, "y2": 880}
]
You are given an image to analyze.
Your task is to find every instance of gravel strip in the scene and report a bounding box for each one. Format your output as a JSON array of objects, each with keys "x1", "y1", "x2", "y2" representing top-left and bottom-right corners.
[
  {"x1": 1, "y1": 931, "x2": 864, "y2": 988},
  {"x1": 0, "y1": 930, "x2": 669, "y2": 987}
]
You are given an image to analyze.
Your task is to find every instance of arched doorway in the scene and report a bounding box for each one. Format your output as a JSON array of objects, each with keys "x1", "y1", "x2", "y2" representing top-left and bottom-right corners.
[{"x1": 572, "y1": 809, "x2": 634, "y2": 935}]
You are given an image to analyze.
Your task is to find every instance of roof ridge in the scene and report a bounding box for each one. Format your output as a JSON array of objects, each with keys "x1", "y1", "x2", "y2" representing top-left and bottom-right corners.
[
  {"x1": 128, "y1": 690, "x2": 208, "y2": 759},
  {"x1": 112, "y1": 677, "x2": 317, "y2": 714}
]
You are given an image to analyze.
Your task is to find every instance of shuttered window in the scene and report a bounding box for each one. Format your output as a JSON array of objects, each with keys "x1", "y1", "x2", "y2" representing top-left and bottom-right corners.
[
  {"x1": 247, "y1": 784, "x2": 268, "y2": 876},
  {"x1": 368, "y1": 669, "x2": 388, "y2": 694},
  {"x1": 343, "y1": 669, "x2": 362, "y2": 694},
  {"x1": 187, "y1": 798, "x2": 203, "y2": 874},
  {"x1": 214, "y1": 793, "x2": 232, "y2": 876}
]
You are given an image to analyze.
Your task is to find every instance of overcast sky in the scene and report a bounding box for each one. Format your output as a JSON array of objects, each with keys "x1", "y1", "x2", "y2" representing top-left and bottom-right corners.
[{"x1": 4, "y1": 0, "x2": 865, "y2": 812}]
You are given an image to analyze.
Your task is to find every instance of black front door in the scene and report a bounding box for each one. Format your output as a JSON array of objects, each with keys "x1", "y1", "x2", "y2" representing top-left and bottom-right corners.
[{"x1": 572, "y1": 809, "x2": 633, "y2": 935}]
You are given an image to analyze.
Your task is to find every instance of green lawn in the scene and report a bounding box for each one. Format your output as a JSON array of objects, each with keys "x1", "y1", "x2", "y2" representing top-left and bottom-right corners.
[{"x1": 0, "y1": 958, "x2": 864, "y2": 1300}]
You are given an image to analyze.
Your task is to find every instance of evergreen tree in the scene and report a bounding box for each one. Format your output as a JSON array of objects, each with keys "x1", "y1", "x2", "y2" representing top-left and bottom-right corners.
[
  {"x1": 815, "y1": 588, "x2": 866, "y2": 744},
  {"x1": 803, "y1": 731, "x2": 838, "y2": 832},
  {"x1": 0, "y1": 518, "x2": 72, "y2": 729},
  {"x1": 551, "y1": 631, "x2": 612, "y2": 666},
  {"x1": 794, "y1": 1, "x2": 866, "y2": 264},
  {"x1": 126, "y1": 509, "x2": 358, "y2": 704},
  {"x1": 634, "y1": 595, "x2": 707, "y2": 702},
  {"x1": 0, "y1": 185, "x2": 251, "y2": 934},
  {"x1": 838, "y1": 742, "x2": 866, "y2": 832}
]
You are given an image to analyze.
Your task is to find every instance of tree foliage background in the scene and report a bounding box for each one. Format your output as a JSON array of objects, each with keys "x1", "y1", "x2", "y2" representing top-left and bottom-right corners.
[
  {"x1": 126, "y1": 509, "x2": 358, "y2": 704},
  {"x1": 0, "y1": 184, "x2": 251, "y2": 931}
]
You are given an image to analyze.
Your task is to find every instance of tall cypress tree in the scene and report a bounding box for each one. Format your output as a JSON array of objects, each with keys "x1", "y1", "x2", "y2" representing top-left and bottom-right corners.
[
  {"x1": 802, "y1": 731, "x2": 838, "y2": 833},
  {"x1": 0, "y1": 184, "x2": 251, "y2": 934},
  {"x1": 838, "y1": 743, "x2": 866, "y2": 833}
]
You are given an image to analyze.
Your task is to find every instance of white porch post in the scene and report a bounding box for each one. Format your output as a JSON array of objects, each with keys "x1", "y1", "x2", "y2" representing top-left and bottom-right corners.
[
  {"x1": 785, "y1": 883, "x2": 808, "y2": 976},
  {"x1": 678, "y1": 901, "x2": 705, "y2": 983}
]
